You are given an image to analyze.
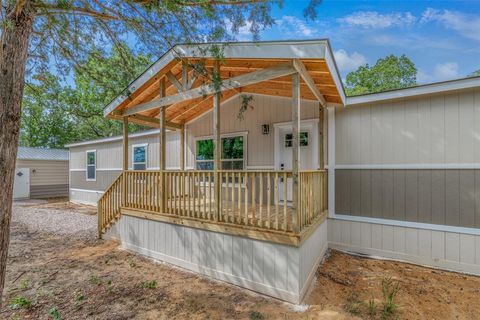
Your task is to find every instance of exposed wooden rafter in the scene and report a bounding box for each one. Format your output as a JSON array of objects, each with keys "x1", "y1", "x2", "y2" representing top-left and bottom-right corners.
[
  {"x1": 121, "y1": 62, "x2": 297, "y2": 117},
  {"x1": 293, "y1": 59, "x2": 326, "y2": 106}
]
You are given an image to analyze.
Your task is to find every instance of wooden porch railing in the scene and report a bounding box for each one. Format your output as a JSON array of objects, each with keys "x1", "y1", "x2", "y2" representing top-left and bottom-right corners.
[
  {"x1": 98, "y1": 169, "x2": 327, "y2": 238},
  {"x1": 97, "y1": 173, "x2": 124, "y2": 237}
]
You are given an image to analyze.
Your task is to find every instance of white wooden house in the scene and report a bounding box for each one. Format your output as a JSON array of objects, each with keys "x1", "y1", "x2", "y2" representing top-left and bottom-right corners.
[{"x1": 66, "y1": 40, "x2": 480, "y2": 303}]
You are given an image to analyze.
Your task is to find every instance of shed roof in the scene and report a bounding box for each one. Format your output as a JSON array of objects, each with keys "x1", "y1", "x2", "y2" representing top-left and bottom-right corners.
[{"x1": 17, "y1": 147, "x2": 69, "y2": 161}]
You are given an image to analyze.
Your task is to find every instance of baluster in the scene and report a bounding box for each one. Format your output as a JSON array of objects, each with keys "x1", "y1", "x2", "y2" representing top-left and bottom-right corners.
[{"x1": 283, "y1": 171, "x2": 287, "y2": 231}]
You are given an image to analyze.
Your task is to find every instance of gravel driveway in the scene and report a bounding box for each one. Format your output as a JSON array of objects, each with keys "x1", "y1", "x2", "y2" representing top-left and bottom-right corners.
[{"x1": 12, "y1": 199, "x2": 97, "y2": 239}]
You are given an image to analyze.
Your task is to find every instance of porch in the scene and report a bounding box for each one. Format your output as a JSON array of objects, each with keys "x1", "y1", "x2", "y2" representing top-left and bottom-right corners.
[
  {"x1": 98, "y1": 41, "x2": 344, "y2": 247},
  {"x1": 99, "y1": 169, "x2": 327, "y2": 246}
]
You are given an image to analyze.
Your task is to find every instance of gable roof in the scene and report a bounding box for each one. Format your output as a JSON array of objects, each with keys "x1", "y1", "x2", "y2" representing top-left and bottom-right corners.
[
  {"x1": 103, "y1": 39, "x2": 346, "y2": 128},
  {"x1": 17, "y1": 147, "x2": 69, "y2": 161}
]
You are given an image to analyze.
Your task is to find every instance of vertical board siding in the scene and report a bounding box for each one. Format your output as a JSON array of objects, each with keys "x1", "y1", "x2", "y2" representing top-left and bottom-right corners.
[
  {"x1": 335, "y1": 169, "x2": 480, "y2": 228},
  {"x1": 108, "y1": 214, "x2": 327, "y2": 303},
  {"x1": 336, "y1": 89, "x2": 480, "y2": 165},
  {"x1": 70, "y1": 189, "x2": 103, "y2": 205},
  {"x1": 185, "y1": 94, "x2": 319, "y2": 168},
  {"x1": 69, "y1": 131, "x2": 180, "y2": 170},
  {"x1": 328, "y1": 219, "x2": 480, "y2": 275}
]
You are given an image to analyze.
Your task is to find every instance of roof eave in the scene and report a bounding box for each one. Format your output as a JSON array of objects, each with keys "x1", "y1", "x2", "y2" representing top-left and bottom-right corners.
[{"x1": 103, "y1": 39, "x2": 342, "y2": 118}]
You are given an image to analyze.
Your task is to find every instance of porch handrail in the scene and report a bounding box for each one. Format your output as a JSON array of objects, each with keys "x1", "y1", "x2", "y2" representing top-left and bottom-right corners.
[
  {"x1": 98, "y1": 172, "x2": 124, "y2": 238},
  {"x1": 120, "y1": 169, "x2": 327, "y2": 236}
]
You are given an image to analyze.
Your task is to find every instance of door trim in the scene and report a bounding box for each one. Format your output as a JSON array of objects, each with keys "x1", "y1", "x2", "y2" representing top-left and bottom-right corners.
[{"x1": 273, "y1": 118, "x2": 319, "y2": 171}]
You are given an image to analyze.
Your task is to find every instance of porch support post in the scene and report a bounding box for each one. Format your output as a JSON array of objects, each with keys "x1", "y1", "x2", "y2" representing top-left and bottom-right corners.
[
  {"x1": 318, "y1": 103, "x2": 325, "y2": 169},
  {"x1": 122, "y1": 116, "x2": 129, "y2": 206},
  {"x1": 291, "y1": 72, "x2": 300, "y2": 233},
  {"x1": 180, "y1": 125, "x2": 185, "y2": 171},
  {"x1": 213, "y1": 61, "x2": 221, "y2": 221},
  {"x1": 123, "y1": 116, "x2": 129, "y2": 171},
  {"x1": 159, "y1": 77, "x2": 166, "y2": 213}
]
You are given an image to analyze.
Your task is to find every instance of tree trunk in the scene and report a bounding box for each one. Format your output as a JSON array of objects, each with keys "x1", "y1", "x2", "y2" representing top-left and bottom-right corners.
[{"x1": 0, "y1": 5, "x2": 34, "y2": 308}]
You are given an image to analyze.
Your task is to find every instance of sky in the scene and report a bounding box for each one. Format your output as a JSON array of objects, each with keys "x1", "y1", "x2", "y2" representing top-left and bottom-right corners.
[{"x1": 237, "y1": 0, "x2": 480, "y2": 84}]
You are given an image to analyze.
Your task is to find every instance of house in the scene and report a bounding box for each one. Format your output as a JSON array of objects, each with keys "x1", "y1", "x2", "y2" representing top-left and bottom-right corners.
[
  {"x1": 13, "y1": 147, "x2": 69, "y2": 199},
  {"x1": 67, "y1": 39, "x2": 480, "y2": 303}
]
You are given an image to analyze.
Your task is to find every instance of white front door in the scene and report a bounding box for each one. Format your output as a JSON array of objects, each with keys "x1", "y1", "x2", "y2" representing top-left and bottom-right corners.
[
  {"x1": 275, "y1": 121, "x2": 318, "y2": 202},
  {"x1": 13, "y1": 168, "x2": 30, "y2": 199}
]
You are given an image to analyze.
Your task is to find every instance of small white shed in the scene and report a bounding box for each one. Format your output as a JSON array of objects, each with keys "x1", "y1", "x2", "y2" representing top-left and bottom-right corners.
[{"x1": 14, "y1": 147, "x2": 69, "y2": 199}]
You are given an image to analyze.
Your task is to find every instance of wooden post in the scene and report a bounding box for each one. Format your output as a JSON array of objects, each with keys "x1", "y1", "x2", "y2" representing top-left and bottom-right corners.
[
  {"x1": 123, "y1": 117, "x2": 129, "y2": 171},
  {"x1": 291, "y1": 73, "x2": 300, "y2": 233},
  {"x1": 180, "y1": 125, "x2": 185, "y2": 171},
  {"x1": 213, "y1": 60, "x2": 221, "y2": 221},
  {"x1": 122, "y1": 116, "x2": 129, "y2": 206},
  {"x1": 318, "y1": 103, "x2": 325, "y2": 169},
  {"x1": 182, "y1": 62, "x2": 188, "y2": 92},
  {"x1": 159, "y1": 78, "x2": 166, "y2": 213}
]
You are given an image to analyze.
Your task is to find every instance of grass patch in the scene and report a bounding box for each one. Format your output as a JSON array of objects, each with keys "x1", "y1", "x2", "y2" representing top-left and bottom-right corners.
[
  {"x1": 381, "y1": 277, "x2": 401, "y2": 319},
  {"x1": 19, "y1": 278, "x2": 30, "y2": 290},
  {"x1": 249, "y1": 311, "x2": 265, "y2": 320},
  {"x1": 139, "y1": 280, "x2": 157, "y2": 289},
  {"x1": 9, "y1": 296, "x2": 32, "y2": 310},
  {"x1": 127, "y1": 256, "x2": 136, "y2": 268},
  {"x1": 343, "y1": 292, "x2": 362, "y2": 316},
  {"x1": 49, "y1": 307, "x2": 61, "y2": 320},
  {"x1": 89, "y1": 274, "x2": 101, "y2": 285}
]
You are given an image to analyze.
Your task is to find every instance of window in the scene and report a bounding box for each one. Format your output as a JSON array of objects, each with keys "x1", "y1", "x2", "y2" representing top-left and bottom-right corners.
[
  {"x1": 86, "y1": 150, "x2": 96, "y2": 181},
  {"x1": 285, "y1": 132, "x2": 309, "y2": 148},
  {"x1": 132, "y1": 144, "x2": 147, "y2": 170},
  {"x1": 196, "y1": 135, "x2": 245, "y2": 170}
]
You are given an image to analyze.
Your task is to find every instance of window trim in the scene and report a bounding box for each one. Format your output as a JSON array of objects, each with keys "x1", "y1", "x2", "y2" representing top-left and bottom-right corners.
[
  {"x1": 86, "y1": 149, "x2": 96, "y2": 181},
  {"x1": 132, "y1": 143, "x2": 148, "y2": 171},
  {"x1": 194, "y1": 131, "x2": 248, "y2": 170}
]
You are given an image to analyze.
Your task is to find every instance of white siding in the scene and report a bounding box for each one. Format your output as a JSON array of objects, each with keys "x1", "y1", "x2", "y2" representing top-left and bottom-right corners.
[
  {"x1": 336, "y1": 88, "x2": 480, "y2": 165},
  {"x1": 106, "y1": 214, "x2": 328, "y2": 303},
  {"x1": 69, "y1": 131, "x2": 180, "y2": 170},
  {"x1": 328, "y1": 218, "x2": 480, "y2": 275},
  {"x1": 185, "y1": 94, "x2": 321, "y2": 168}
]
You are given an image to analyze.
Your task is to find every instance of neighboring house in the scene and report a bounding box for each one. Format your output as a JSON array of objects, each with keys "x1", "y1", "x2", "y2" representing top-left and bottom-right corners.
[
  {"x1": 14, "y1": 147, "x2": 69, "y2": 199},
  {"x1": 66, "y1": 39, "x2": 480, "y2": 303}
]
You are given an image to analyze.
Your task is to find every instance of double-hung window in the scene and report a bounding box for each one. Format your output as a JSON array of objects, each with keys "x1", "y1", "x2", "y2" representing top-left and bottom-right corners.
[
  {"x1": 195, "y1": 135, "x2": 245, "y2": 170},
  {"x1": 86, "y1": 150, "x2": 96, "y2": 181},
  {"x1": 132, "y1": 144, "x2": 147, "y2": 170}
]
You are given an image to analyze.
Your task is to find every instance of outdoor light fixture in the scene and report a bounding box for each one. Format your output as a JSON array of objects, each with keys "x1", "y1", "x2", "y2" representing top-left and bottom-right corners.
[{"x1": 261, "y1": 124, "x2": 270, "y2": 135}]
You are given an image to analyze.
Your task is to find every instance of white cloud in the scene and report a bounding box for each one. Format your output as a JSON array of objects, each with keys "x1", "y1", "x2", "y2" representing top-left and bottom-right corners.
[
  {"x1": 420, "y1": 8, "x2": 480, "y2": 41},
  {"x1": 338, "y1": 11, "x2": 416, "y2": 29},
  {"x1": 417, "y1": 62, "x2": 460, "y2": 83},
  {"x1": 334, "y1": 49, "x2": 367, "y2": 72},
  {"x1": 275, "y1": 16, "x2": 317, "y2": 37},
  {"x1": 224, "y1": 19, "x2": 254, "y2": 41},
  {"x1": 434, "y1": 62, "x2": 460, "y2": 80}
]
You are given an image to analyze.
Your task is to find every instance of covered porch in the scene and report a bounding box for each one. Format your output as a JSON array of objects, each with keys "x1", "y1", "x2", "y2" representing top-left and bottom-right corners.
[{"x1": 99, "y1": 41, "x2": 344, "y2": 246}]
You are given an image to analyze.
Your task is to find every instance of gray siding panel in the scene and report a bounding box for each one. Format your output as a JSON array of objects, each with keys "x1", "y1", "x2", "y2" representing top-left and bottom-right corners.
[
  {"x1": 70, "y1": 170, "x2": 121, "y2": 191},
  {"x1": 31, "y1": 184, "x2": 69, "y2": 198},
  {"x1": 405, "y1": 170, "x2": 418, "y2": 222},
  {"x1": 418, "y1": 170, "x2": 431, "y2": 223},
  {"x1": 335, "y1": 169, "x2": 480, "y2": 229}
]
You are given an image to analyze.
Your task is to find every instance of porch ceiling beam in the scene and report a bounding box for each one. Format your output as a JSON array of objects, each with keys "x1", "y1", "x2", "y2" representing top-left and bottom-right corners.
[
  {"x1": 128, "y1": 114, "x2": 181, "y2": 130},
  {"x1": 293, "y1": 59, "x2": 326, "y2": 106},
  {"x1": 166, "y1": 71, "x2": 183, "y2": 93},
  {"x1": 121, "y1": 62, "x2": 296, "y2": 117}
]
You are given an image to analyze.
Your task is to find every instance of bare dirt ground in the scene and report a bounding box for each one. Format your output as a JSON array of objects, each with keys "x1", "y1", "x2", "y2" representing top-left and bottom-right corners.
[{"x1": 2, "y1": 200, "x2": 480, "y2": 319}]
